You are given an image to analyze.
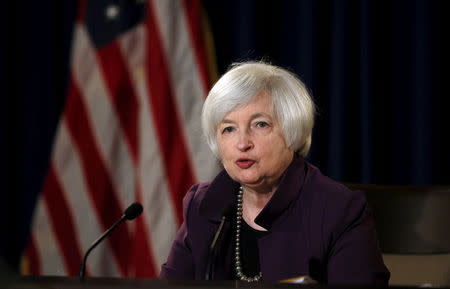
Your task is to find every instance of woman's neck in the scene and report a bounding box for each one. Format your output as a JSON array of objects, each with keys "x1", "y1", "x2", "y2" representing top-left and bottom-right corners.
[{"x1": 241, "y1": 186, "x2": 276, "y2": 231}]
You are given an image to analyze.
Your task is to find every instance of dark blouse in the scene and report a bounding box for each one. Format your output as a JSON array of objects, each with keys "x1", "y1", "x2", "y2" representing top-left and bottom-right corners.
[{"x1": 237, "y1": 220, "x2": 269, "y2": 277}]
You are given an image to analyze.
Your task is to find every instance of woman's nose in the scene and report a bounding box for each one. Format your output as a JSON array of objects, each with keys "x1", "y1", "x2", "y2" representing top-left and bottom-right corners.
[{"x1": 237, "y1": 132, "x2": 253, "y2": 152}]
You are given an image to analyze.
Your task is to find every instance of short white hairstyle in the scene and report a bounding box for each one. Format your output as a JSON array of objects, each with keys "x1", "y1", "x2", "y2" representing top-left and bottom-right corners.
[{"x1": 201, "y1": 61, "x2": 315, "y2": 157}]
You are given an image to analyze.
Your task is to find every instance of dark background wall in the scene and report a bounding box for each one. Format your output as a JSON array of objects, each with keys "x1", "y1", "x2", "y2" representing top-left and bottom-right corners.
[
  {"x1": 204, "y1": 0, "x2": 448, "y2": 184},
  {"x1": 0, "y1": 0, "x2": 77, "y2": 273},
  {"x1": 0, "y1": 0, "x2": 448, "y2": 273}
]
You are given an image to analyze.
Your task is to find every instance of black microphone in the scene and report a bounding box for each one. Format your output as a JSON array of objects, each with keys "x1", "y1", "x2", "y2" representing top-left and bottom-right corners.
[
  {"x1": 205, "y1": 205, "x2": 234, "y2": 280},
  {"x1": 79, "y1": 202, "x2": 143, "y2": 279}
]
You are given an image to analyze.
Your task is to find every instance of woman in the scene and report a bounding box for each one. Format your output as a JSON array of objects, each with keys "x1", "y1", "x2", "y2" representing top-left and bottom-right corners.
[{"x1": 160, "y1": 62, "x2": 389, "y2": 285}]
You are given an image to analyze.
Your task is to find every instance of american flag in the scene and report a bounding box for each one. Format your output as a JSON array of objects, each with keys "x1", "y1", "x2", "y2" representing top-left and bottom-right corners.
[{"x1": 22, "y1": 0, "x2": 218, "y2": 277}]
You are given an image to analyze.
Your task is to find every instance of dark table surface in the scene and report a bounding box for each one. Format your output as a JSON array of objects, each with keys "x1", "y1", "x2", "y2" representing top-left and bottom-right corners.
[{"x1": 1, "y1": 275, "x2": 449, "y2": 289}]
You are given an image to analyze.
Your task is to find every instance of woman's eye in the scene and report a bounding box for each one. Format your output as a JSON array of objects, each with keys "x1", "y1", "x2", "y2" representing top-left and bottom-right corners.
[
  {"x1": 255, "y1": 121, "x2": 269, "y2": 128},
  {"x1": 222, "y1": 126, "x2": 234, "y2": 134}
]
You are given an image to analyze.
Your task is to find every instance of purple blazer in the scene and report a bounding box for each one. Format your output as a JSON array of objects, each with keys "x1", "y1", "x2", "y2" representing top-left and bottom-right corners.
[{"x1": 160, "y1": 157, "x2": 390, "y2": 285}]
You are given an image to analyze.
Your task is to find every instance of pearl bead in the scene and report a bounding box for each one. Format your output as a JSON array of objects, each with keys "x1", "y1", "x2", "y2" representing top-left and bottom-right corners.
[{"x1": 234, "y1": 186, "x2": 261, "y2": 282}]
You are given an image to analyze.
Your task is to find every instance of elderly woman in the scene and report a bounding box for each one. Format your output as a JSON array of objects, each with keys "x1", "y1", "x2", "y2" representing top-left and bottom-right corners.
[{"x1": 160, "y1": 62, "x2": 389, "y2": 285}]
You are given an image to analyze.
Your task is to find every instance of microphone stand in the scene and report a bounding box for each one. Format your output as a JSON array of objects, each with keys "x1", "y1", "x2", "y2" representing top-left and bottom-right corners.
[
  {"x1": 205, "y1": 215, "x2": 227, "y2": 280},
  {"x1": 79, "y1": 202, "x2": 142, "y2": 280},
  {"x1": 79, "y1": 216, "x2": 126, "y2": 279}
]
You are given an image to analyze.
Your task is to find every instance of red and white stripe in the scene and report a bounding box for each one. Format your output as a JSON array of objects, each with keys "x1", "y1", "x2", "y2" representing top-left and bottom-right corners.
[{"x1": 23, "y1": 0, "x2": 217, "y2": 277}]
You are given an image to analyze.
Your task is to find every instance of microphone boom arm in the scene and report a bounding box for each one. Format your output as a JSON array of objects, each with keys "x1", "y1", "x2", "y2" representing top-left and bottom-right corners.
[{"x1": 79, "y1": 215, "x2": 126, "y2": 279}]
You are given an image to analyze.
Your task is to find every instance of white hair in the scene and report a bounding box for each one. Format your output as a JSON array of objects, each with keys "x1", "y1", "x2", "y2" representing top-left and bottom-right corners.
[{"x1": 201, "y1": 61, "x2": 315, "y2": 157}]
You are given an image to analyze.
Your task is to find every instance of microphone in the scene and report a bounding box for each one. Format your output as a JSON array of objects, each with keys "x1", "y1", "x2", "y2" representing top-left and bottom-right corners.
[
  {"x1": 79, "y1": 202, "x2": 143, "y2": 279},
  {"x1": 205, "y1": 205, "x2": 234, "y2": 280}
]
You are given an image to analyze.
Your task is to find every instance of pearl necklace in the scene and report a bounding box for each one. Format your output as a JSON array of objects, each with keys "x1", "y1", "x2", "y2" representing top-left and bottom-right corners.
[{"x1": 235, "y1": 186, "x2": 262, "y2": 282}]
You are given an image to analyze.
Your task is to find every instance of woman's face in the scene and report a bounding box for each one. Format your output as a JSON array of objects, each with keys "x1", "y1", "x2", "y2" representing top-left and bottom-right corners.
[{"x1": 217, "y1": 93, "x2": 294, "y2": 193}]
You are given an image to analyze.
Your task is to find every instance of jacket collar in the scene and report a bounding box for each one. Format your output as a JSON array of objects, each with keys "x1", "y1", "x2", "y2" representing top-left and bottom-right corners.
[
  {"x1": 198, "y1": 168, "x2": 240, "y2": 222},
  {"x1": 199, "y1": 155, "x2": 307, "y2": 229}
]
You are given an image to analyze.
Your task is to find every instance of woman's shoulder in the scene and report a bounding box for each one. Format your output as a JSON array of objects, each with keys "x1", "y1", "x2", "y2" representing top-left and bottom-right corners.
[
  {"x1": 300, "y1": 162, "x2": 368, "y2": 228},
  {"x1": 183, "y1": 182, "x2": 212, "y2": 211},
  {"x1": 303, "y1": 161, "x2": 365, "y2": 203},
  {"x1": 183, "y1": 169, "x2": 238, "y2": 222},
  {"x1": 302, "y1": 162, "x2": 370, "y2": 235}
]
